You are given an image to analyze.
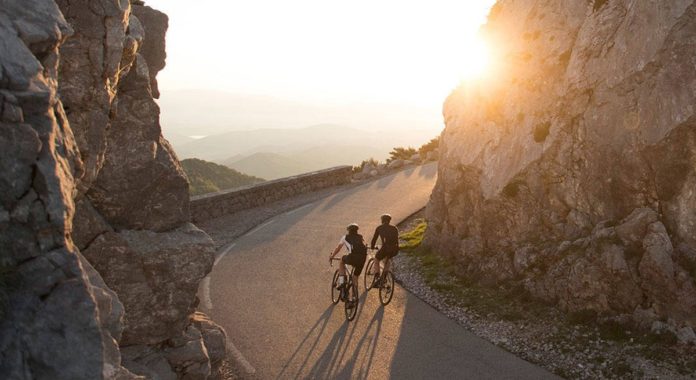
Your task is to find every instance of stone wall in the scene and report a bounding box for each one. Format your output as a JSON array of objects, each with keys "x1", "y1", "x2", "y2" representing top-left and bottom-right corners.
[
  {"x1": 191, "y1": 166, "x2": 353, "y2": 222},
  {"x1": 427, "y1": 0, "x2": 696, "y2": 332}
]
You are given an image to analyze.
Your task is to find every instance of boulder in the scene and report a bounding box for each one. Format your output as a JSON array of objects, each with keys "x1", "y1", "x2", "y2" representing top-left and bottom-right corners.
[
  {"x1": 387, "y1": 159, "x2": 404, "y2": 169},
  {"x1": 83, "y1": 224, "x2": 215, "y2": 345},
  {"x1": 676, "y1": 326, "x2": 696, "y2": 345},
  {"x1": 192, "y1": 312, "x2": 228, "y2": 377}
]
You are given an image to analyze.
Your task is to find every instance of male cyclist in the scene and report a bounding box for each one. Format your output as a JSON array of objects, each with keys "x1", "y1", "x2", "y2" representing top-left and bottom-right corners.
[
  {"x1": 329, "y1": 223, "x2": 368, "y2": 290},
  {"x1": 370, "y1": 214, "x2": 399, "y2": 286}
]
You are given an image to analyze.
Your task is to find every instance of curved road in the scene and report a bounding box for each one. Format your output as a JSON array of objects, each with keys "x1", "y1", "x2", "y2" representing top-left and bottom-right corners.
[{"x1": 203, "y1": 163, "x2": 558, "y2": 379}]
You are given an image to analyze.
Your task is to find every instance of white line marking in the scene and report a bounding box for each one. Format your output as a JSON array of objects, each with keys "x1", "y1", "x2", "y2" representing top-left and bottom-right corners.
[
  {"x1": 202, "y1": 243, "x2": 238, "y2": 310},
  {"x1": 245, "y1": 219, "x2": 275, "y2": 236},
  {"x1": 215, "y1": 243, "x2": 236, "y2": 266},
  {"x1": 201, "y1": 277, "x2": 213, "y2": 310},
  {"x1": 227, "y1": 338, "x2": 257, "y2": 375},
  {"x1": 285, "y1": 203, "x2": 312, "y2": 216}
]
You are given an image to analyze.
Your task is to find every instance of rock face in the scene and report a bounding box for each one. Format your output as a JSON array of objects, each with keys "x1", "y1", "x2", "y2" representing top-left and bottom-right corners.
[
  {"x1": 0, "y1": 0, "x2": 135, "y2": 378},
  {"x1": 2, "y1": 0, "x2": 225, "y2": 378},
  {"x1": 427, "y1": 0, "x2": 696, "y2": 329}
]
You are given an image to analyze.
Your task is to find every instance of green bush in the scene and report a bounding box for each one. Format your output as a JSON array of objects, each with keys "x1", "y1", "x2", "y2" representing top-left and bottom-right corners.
[
  {"x1": 387, "y1": 146, "x2": 417, "y2": 163},
  {"x1": 418, "y1": 137, "x2": 439, "y2": 157},
  {"x1": 353, "y1": 158, "x2": 380, "y2": 173},
  {"x1": 399, "y1": 219, "x2": 428, "y2": 251}
]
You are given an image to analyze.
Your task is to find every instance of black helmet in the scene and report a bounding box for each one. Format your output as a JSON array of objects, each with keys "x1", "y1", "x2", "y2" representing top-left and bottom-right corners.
[
  {"x1": 347, "y1": 223, "x2": 359, "y2": 233},
  {"x1": 380, "y1": 214, "x2": 392, "y2": 223}
]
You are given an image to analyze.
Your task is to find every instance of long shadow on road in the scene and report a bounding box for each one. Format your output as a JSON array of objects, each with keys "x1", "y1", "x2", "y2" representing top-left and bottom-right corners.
[
  {"x1": 307, "y1": 299, "x2": 385, "y2": 380},
  {"x1": 274, "y1": 294, "x2": 387, "y2": 380}
]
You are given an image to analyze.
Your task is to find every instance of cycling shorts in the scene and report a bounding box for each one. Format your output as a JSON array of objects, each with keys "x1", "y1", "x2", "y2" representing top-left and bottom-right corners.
[
  {"x1": 376, "y1": 244, "x2": 399, "y2": 261},
  {"x1": 342, "y1": 253, "x2": 367, "y2": 276}
]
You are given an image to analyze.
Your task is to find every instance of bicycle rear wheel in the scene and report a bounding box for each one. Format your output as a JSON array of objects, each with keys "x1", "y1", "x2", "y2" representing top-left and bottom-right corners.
[
  {"x1": 344, "y1": 280, "x2": 359, "y2": 321},
  {"x1": 364, "y1": 258, "x2": 376, "y2": 291},
  {"x1": 331, "y1": 270, "x2": 340, "y2": 305},
  {"x1": 379, "y1": 271, "x2": 394, "y2": 305}
]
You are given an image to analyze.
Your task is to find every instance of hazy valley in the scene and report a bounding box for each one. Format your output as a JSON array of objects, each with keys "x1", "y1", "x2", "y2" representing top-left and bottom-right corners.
[{"x1": 170, "y1": 123, "x2": 438, "y2": 179}]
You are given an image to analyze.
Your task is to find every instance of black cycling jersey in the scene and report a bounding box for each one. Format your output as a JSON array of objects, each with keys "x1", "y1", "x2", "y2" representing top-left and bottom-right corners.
[{"x1": 370, "y1": 224, "x2": 399, "y2": 249}]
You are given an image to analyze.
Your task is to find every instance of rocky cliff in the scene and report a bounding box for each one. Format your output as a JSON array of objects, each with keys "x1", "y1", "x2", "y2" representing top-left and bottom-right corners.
[
  {"x1": 427, "y1": 0, "x2": 696, "y2": 333},
  {"x1": 1, "y1": 0, "x2": 226, "y2": 378}
]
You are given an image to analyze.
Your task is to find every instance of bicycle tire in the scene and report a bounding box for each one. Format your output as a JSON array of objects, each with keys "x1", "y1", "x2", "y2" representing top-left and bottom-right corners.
[
  {"x1": 344, "y1": 279, "x2": 359, "y2": 321},
  {"x1": 364, "y1": 258, "x2": 375, "y2": 291},
  {"x1": 379, "y1": 271, "x2": 394, "y2": 305},
  {"x1": 331, "y1": 270, "x2": 340, "y2": 305}
]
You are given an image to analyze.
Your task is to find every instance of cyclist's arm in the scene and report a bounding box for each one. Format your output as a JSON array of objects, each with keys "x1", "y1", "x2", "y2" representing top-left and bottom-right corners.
[
  {"x1": 370, "y1": 227, "x2": 380, "y2": 249},
  {"x1": 330, "y1": 242, "x2": 344, "y2": 259}
]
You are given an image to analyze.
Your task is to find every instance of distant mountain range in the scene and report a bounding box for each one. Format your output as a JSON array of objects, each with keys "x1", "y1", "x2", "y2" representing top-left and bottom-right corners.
[
  {"x1": 157, "y1": 89, "x2": 441, "y2": 137},
  {"x1": 171, "y1": 124, "x2": 437, "y2": 179},
  {"x1": 221, "y1": 145, "x2": 385, "y2": 180},
  {"x1": 181, "y1": 158, "x2": 264, "y2": 196}
]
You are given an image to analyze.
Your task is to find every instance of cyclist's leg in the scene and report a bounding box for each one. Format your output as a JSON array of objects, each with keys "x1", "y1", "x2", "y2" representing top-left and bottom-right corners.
[
  {"x1": 374, "y1": 247, "x2": 387, "y2": 276},
  {"x1": 352, "y1": 254, "x2": 366, "y2": 286}
]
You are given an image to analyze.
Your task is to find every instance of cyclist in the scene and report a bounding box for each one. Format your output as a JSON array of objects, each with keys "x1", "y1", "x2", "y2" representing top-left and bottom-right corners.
[
  {"x1": 370, "y1": 214, "x2": 399, "y2": 286},
  {"x1": 329, "y1": 223, "x2": 368, "y2": 290}
]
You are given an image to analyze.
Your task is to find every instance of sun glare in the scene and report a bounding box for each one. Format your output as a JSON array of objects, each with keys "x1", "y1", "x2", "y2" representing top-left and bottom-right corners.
[
  {"x1": 459, "y1": 37, "x2": 491, "y2": 81},
  {"x1": 146, "y1": 0, "x2": 497, "y2": 110}
]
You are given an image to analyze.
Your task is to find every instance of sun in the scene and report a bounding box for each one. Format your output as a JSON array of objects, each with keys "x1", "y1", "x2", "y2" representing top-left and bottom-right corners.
[{"x1": 459, "y1": 36, "x2": 491, "y2": 81}]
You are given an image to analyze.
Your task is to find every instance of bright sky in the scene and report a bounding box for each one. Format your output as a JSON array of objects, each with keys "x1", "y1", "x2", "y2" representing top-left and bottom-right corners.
[{"x1": 144, "y1": 0, "x2": 495, "y2": 109}]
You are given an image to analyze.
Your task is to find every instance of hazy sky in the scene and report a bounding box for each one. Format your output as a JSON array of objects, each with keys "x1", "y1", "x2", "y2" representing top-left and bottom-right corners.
[{"x1": 144, "y1": 0, "x2": 495, "y2": 110}]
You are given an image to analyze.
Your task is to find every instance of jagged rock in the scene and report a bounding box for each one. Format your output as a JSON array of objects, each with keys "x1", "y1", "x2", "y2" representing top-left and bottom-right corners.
[
  {"x1": 72, "y1": 197, "x2": 113, "y2": 250},
  {"x1": 55, "y1": 0, "x2": 132, "y2": 193},
  {"x1": 83, "y1": 224, "x2": 214, "y2": 345},
  {"x1": 132, "y1": 4, "x2": 168, "y2": 98},
  {"x1": 0, "y1": 0, "x2": 135, "y2": 377},
  {"x1": 87, "y1": 52, "x2": 190, "y2": 232},
  {"x1": 164, "y1": 325, "x2": 211, "y2": 380},
  {"x1": 676, "y1": 326, "x2": 696, "y2": 345},
  {"x1": 122, "y1": 345, "x2": 177, "y2": 380},
  {"x1": 615, "y1": 208, "x2": 659, "y2": 247},
  {"x1": 192, "y1": 312, "x2": 228, "y2": 377},
  {"x1": 427, "y1": 0, "x2": 696, "y2": 327}
]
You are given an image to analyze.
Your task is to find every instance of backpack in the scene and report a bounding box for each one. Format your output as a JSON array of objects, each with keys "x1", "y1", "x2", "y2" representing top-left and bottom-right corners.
[{"x1": 346, "y1": 234, "x2": 367, "y2": 255}]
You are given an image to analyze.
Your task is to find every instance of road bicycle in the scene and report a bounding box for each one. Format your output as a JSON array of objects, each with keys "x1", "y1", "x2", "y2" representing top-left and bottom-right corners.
[
  {"x1": 330, "y1": 258, "x2": 359, "y2": 321},
  {"x1": 363, "y1": 247, "x2": 395, "y2": 306}
]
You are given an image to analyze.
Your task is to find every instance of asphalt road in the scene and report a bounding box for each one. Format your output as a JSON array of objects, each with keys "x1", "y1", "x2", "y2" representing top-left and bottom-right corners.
[{"x1": 203, "y1": 163, "x2": 559, "y2": 379}]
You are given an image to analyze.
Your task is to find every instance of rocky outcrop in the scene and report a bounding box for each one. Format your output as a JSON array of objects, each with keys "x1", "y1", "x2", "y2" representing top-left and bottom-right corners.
[
  {"x1": 427, "y1": 0, "x2": 696, "y2": 331},
  {"x1": 0, "y1": 0, "x2": 135, "y2": 378},
  {"x1": 2, "y1": 0, "x2": 226, "y2": 378}
]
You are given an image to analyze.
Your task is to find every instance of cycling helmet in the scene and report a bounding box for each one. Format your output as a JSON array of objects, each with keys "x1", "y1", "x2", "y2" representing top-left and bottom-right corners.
[
  {"x1": 347, "y1": 223, "x2": 359, "y2": 232},
  {"x1": 380, "y1": 214, "x2": 392, "y2": 223}
]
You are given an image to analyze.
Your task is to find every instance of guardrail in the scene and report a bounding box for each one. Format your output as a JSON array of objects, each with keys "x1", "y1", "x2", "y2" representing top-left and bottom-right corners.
[{"x1": 190, "y1": 165, "x2": 353, "y2": 222}]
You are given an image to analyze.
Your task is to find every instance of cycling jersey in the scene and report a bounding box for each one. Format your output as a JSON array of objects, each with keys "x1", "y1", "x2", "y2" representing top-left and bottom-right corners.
[{"x1": 371, "y1": 224, "x2": 399, "y2": 248}]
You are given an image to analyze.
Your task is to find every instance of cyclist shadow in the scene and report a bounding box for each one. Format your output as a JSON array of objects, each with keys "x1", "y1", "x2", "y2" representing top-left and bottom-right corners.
[
  {"x1": 274, "y1": 304, "x2": 337, "y2": 380},
  {"x1": 305, "y1": 298, "x2": 385, "y2": 380}
]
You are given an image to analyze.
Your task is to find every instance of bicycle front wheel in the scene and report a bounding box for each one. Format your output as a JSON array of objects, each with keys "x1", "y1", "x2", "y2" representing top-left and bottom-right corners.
[
  {"x1": 331, "y1": 270, "x2": 340, "y2": 305},
  {"x1": 364, "y1": 258, "x2": 375, "y2": 291},
  {"x1": 344, "y1": 280, "x2": 359, "y2": 321},
  {"x1": 379, "y1": 271, "x2": 394, "y2": 306}
]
